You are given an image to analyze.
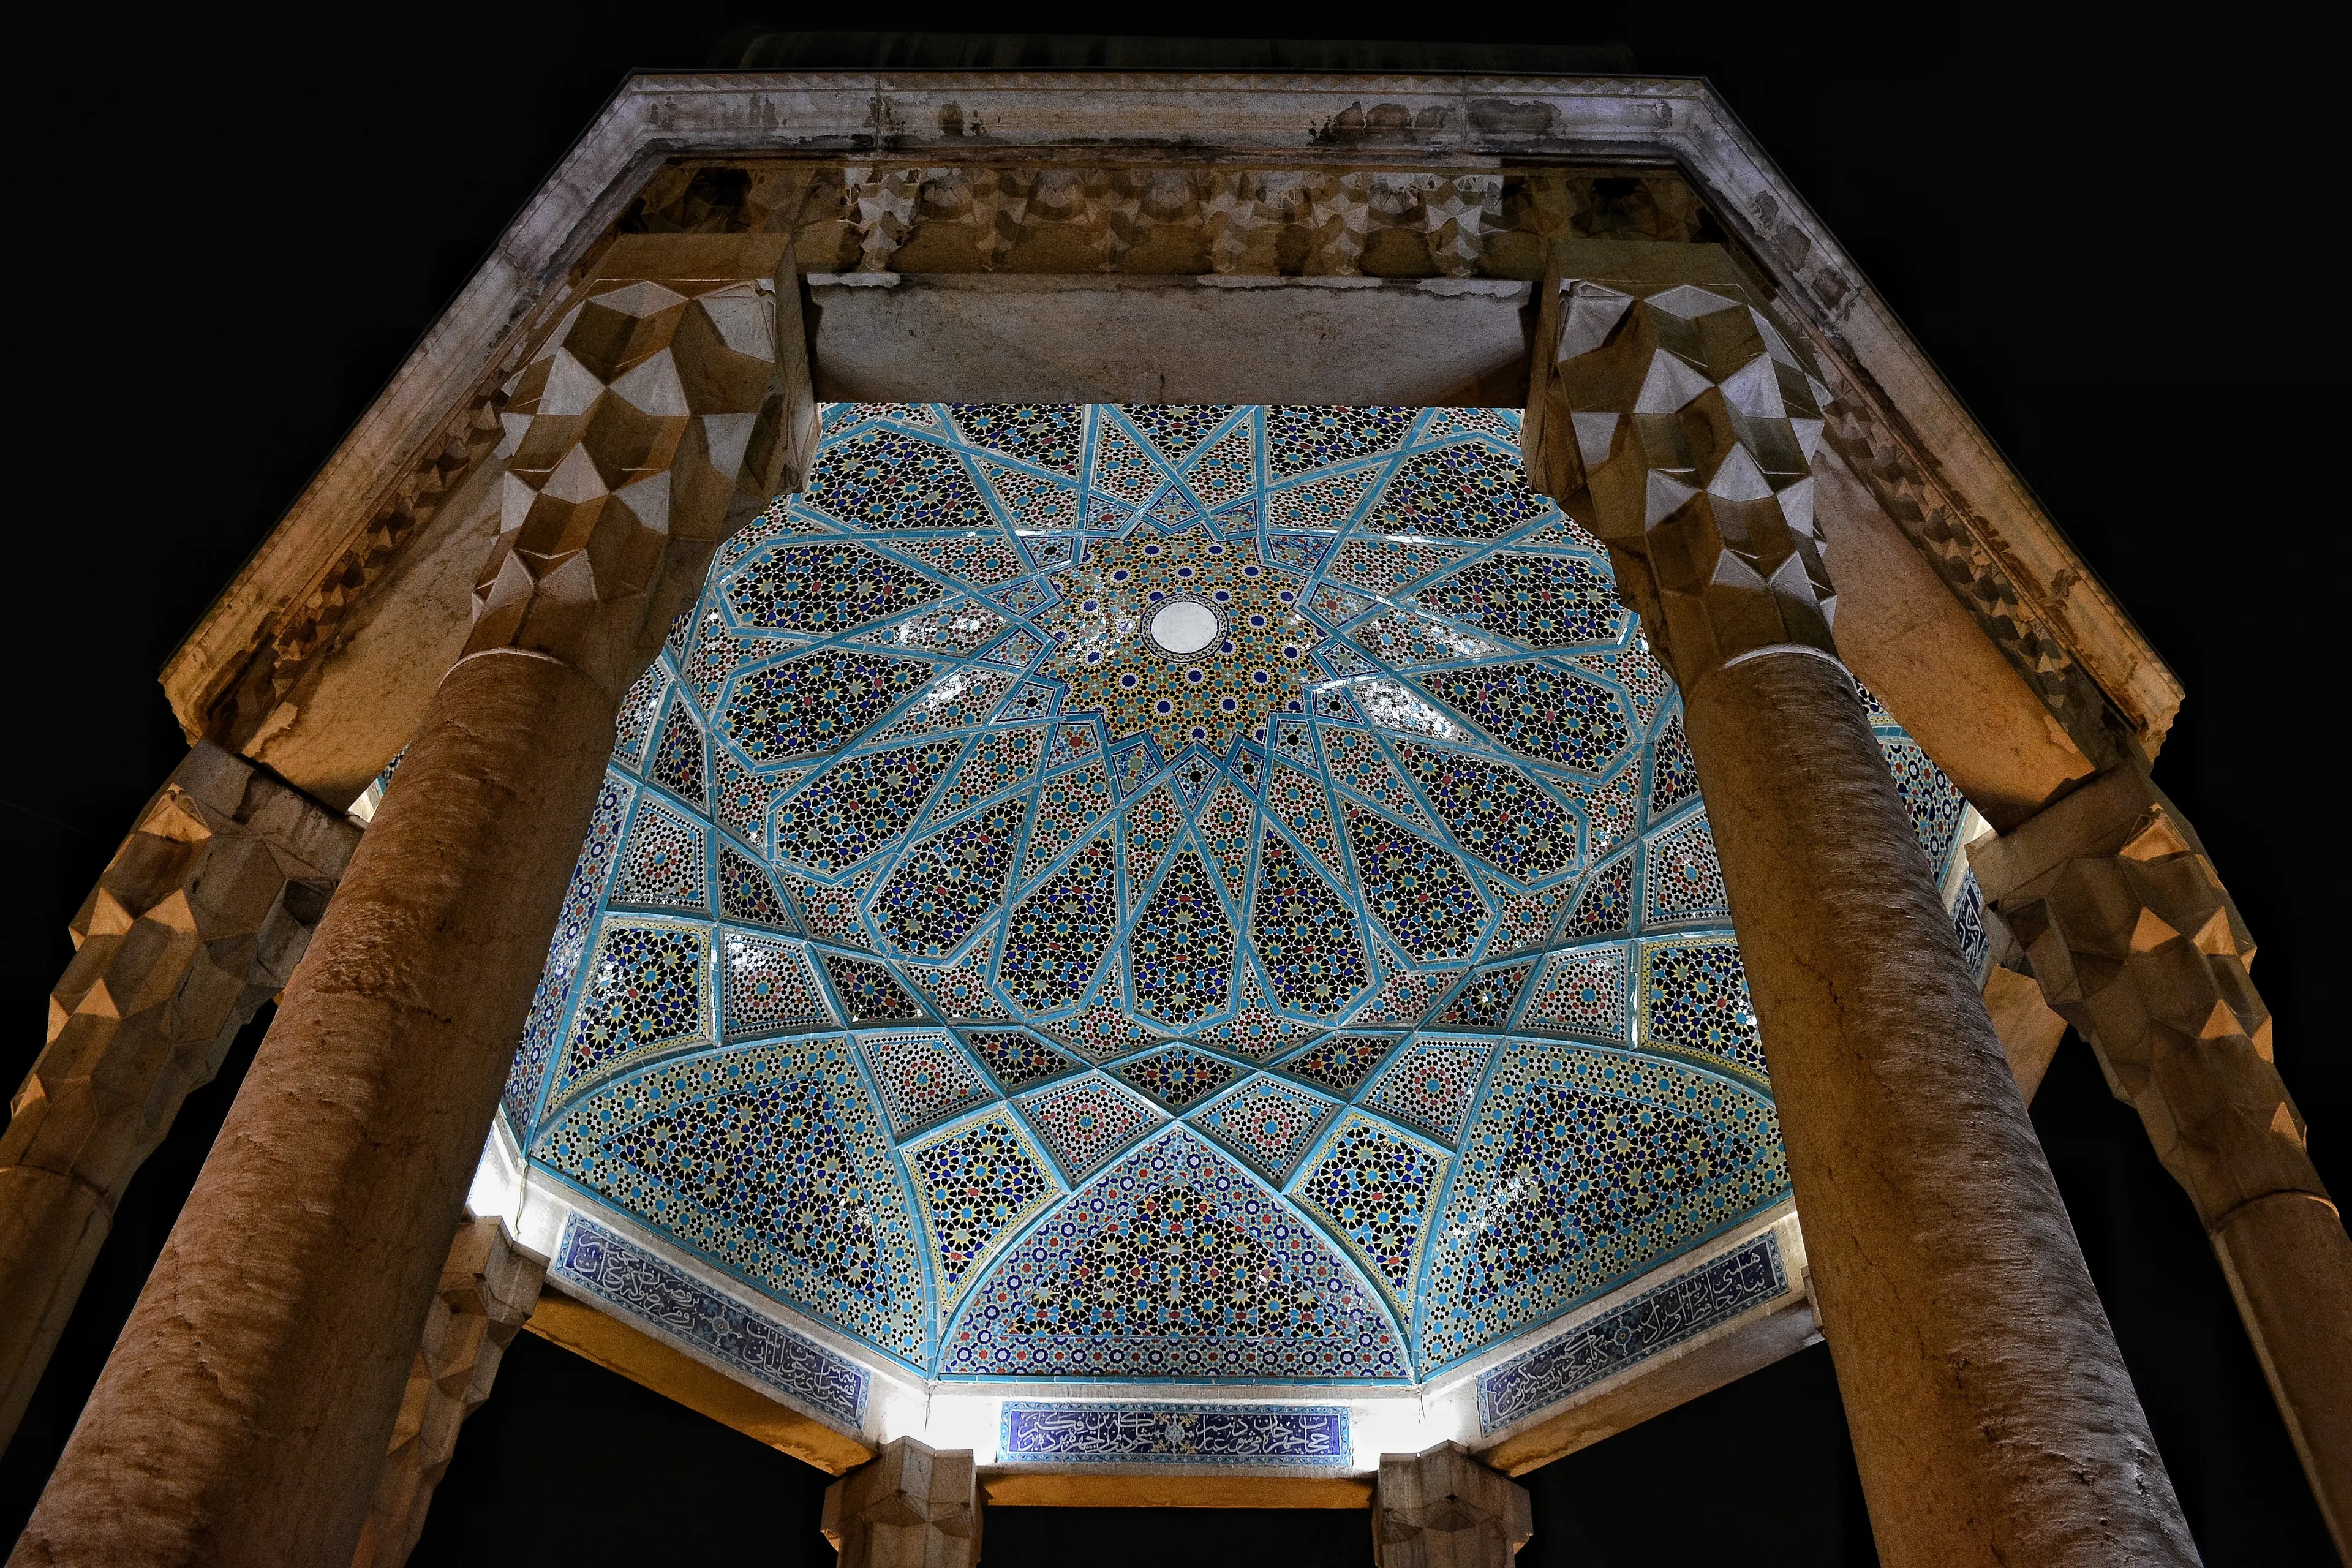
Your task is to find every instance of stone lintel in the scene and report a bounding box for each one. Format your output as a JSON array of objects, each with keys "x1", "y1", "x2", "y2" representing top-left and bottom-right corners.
[{"x1": 525, "y1": 1289, "x2": 873, "y2": 1474}]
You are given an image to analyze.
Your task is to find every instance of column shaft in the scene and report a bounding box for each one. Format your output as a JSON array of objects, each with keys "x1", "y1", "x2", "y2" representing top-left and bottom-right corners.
[
  {"x1": 15, "y1": 236, "x2": 808, "y2": 1568},
  {"x1": 1972, "y1": 766, "x2": 2350, "y2": 1555},
  {"x1": 1526, "y1": 238, "x2": 2196, "y2": 1566},
  {"x1": 2, "y1": 743, "x2": 355, "y2": 1444}
]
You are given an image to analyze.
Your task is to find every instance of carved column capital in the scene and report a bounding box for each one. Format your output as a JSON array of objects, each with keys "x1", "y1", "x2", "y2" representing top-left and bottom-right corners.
[
  {"x1": 821, "y1": 1436, "x2": 978, "y2": 1568},
  {"x1": 1525, "y1": 239, "x2": 1838, "y2": 689},
  {"x1": 1970, "y1": 765, "x2": 2318, "y2": 1225},
  {"x1": 1373, "y1": 1441, "x2": 1533, "y2": 1568},
  {"x1": 473, "y1": 235, "x2": 816, "y2": 698}
]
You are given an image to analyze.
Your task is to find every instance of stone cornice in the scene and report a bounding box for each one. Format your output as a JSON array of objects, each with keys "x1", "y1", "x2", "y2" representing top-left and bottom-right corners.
[{"x1": 164, "y1": 70, "x2": 2179, "y2": 763}]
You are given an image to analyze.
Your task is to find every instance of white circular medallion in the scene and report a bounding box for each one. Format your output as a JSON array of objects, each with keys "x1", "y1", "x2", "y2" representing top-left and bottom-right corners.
[{"x1": 1148, "y1": 598, "x2": 1222, "y2": 657}]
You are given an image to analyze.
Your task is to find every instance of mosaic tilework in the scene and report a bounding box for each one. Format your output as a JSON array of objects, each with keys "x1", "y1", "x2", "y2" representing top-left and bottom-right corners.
[
  {"x1": 1192, "y1": 1076, "x2": 1341, "y2": 1180},
  {"x1": 1016, "y1": 1074, "x2": 1164, "y2": 1180},
  {"x1": 1416, "y1": 552, "x2": 1619, "y2": 648},
  {"x1": 1643, "y1": 813, "x2": 1730, "y2": 925},
  {"x1": 906, "y1": 1109, "x2": 1063, "y2": 1316},
  {"x1": 1279, "y1": 1032, "x2": 1399, "y2": 1097},
  {"x1": 1526, "y1": 945, "x2": 1632, "y2": 1041},
  {"x1": 946, "y1": 1128, "x2": 1405, "y2": 1378},
  {"x1": 821, "y1": 952, "x2": 924, "y2": 1023},
  {"x1": 965, "y1": 1028, "x2": 1082, "y2": 1090},
  {"x1": 1880, "y1": 735, "x2": 1969, "y2": 879},
  {"x1": 1477, "y1": 1233, "x2": 1787, "y2": 1433},
  {"x1": 613, "y1": 799, "x2": 708, "y2": 913},
  {"x1": 1638, "y1": 937, "x2": 1767, "y2": 1085},
  {"x1": 725, "y1": 540, "x2": 941, "y2": 634},
  {"x1": 545, "y1": 918, "x2": 710, "y2": 1106},
  {"x1": 1294, "y1": 1113, "x2": 1449, "y2": 1310},
  {"x1": 1342, "y1": 804, "x2": 1487, "y2": 963},
  {"x1": 1362, "y1": 1038, "x2": 1493, "y2": 1145},
  {"x1": 872, "y1": 797, "x2": 1026, "y2": 959},
  {"x1": 1418, "y1": 662, "x2": 1631, "y2": 774},
  {"x1": 1128, "y1": 850, "x2": 1237, "y2": 1029},
  {"x1": 533, "y1": 1035, "x2": 926, "y2": 1363},
  {"x1": 723, "y1": 650, "x2": 932, "y2": 762},
  {"x1": 861, "y1": 1030, "x2": 993, "y2": 1137},
  {"x1": 1249, "y1": 834, "x2": 1372, "y2": 1020},
  {"x1": 1392, "y1": 742, "x2": 1580, "y2": 884},
  {"x1": 720, "y1": 932, "x2": 832, "y2": 1038},
  {"x1": 552, "y1": 1216, "x2": 868, "y2": 1428},
  {"x1": 1116, "y1": 1045, "x2": 1243, "y2": 1110},
  {"x1": 999, "y1": 1402, "x2": 1351, "y2": 1467},
  {"x1": 772, "y1": 739, "x2": 961, "y2": 875},
  {"x1": 1418, "y1": 1042, "x2": 1789, "y2": 1369},
  {"x1": 519, "y1": 402, "x2": 1989, "y2": 1382}
]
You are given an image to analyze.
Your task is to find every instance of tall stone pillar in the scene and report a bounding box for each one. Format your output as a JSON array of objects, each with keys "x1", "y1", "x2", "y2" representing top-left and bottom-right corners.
[
  {"x1": 1973, "y1": 767, "x2": 2351, "y2": 1556},
  {"x1": 349, "y1": 1218, "x2": 545, "y2": 1568},
  {"x1": 820, "y1": 1438, "x2": 979, "y2": 1568},
  {"x1": 1373, "y1": 1442, "x2": 1532, "y2": 1568},
  {"x1": 15, "y1": 234, "x2": 814, "y2": 1568},
  {"x1": 1525, "y1": 240, "x2": 2198, "y2": 1566},
  {"x1": 2, "y1": 742, "x2": 357, "y2": 1445}
]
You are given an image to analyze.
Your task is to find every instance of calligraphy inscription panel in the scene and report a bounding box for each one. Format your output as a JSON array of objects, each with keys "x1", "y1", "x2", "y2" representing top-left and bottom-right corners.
[
  {"x1": 553, "y1": 1213, "x2": 870, "y2": 1429},
  {"x1": 1477, "y1": 1232, "x2": 1788, "y2": 1434},
  {"x1": 998, "y1": 1401, "x2": 1354, "y2": 1468}
]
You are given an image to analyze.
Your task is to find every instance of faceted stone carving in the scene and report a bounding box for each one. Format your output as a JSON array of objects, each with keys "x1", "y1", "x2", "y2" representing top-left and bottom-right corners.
[
  {"x1": 821, "y1": 1436, "x2": 978, "y2": 1568},
  {"x1": 474, "y1": 235, "x2": 815, "y2": 696},
  {"x1": 1525, "y1": 241, "x2": 1834, "y2": 687},
  {"x1": 1971, "y1": 767, "x2": 2313, "y2": 1228},
  {"x1": 1373, "y1": 1441, "x2": 1533, "y2": 1568},
  {"x1": 1, "y1": 742, "x2": 357, "y2": 1441},
  {"x1": 350, "y1": 1218, "x2": 545, "y2": 1568}
]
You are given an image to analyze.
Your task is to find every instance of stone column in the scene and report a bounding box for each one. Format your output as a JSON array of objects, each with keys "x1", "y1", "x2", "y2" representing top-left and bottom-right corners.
[
  {"x1": 1973, "y1": 767, "x2": 2351, "y2": 1555},
  {"x1": 348, "y1": 1218, "x2": 545, "y2": 1568},
  {"x1": 2, "y1": 742, "x2": 356, "y2": 1445},
  {"x1": 1525, "y1": 240, "x2": 2198, "y2": 1566},
  {"x1": 1372, "y1": 1442, "x2": 1532, "y2": 1568},
  {"x1": 820, "y1": 1438, "x2": 979, "y2": 1568},
  {"x1": 14, "y1": 234, "x2": 813, "y2": 1568}
]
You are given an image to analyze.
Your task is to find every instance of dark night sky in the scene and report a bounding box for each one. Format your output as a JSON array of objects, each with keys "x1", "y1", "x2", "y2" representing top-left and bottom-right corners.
[{"x1": 2, "y1": 9, "x2": 2339, "y2": 1565}]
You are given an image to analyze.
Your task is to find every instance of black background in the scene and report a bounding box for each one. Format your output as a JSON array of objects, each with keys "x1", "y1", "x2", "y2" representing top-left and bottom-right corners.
[{"x1": 1, "y1": 9, "x2": 2338, "y2": 1564}]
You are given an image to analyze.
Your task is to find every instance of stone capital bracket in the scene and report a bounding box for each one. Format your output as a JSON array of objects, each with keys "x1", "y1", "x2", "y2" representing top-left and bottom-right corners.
[
  {"x1": 351, "y1": 1215, "x2": 546, "y2": 1568},
  {"x1": 822, "y1": 1436, "x2": 979, "y2": 1568},
  {"x1": 2, "y1": 741, "x2": 359, "y2": 1445},
  {"x1": 1969, "y1": 766, "x2": 2319, "y2": 1225},
  {"x1": 1374, "y1": 1441, "x2": 1533, "y2": 1568},
  {"x1": 1522, "y1": 239, "x2": 1839, "y2": 693}
]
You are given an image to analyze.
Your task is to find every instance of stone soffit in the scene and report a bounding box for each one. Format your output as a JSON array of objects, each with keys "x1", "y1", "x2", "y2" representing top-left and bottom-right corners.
[{"x1": 162, "y1": 70, "x2": 2181, "y2": 770}]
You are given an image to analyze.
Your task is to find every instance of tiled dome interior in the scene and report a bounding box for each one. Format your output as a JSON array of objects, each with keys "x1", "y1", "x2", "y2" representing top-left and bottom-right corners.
[{"x1": 495, "y1": 403, "x2": 1983, "y2": 1383}]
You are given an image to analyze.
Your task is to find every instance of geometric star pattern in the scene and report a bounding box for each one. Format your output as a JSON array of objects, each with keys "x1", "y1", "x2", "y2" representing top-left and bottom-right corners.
[{"x1": 505, "y1": 403, "x2": 1976, "y2": 1382}]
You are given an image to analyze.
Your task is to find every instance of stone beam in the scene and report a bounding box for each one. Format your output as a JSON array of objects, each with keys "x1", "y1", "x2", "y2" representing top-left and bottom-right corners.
[
  {"x1": 1973, "y1": 767, "x2": 2351, "y2": 1555},
  {"x1": 973, "y1": 1471, "x2": 1371, "y2": 1508},
  {"x1": 1, "y1": 742, "x2": 357, "y2": 1446}
]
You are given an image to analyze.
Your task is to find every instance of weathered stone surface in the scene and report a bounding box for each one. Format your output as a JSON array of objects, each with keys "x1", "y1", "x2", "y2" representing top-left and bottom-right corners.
[
  {"x1": 822, "y1": 1437, "x2": 978, "y2": 1568},
  {"x1": 1373, "y1": 1442, "x2": 1531, "y2": 1568},
  {"x1": 350, "y1": 1219, "x2": 544, "y2": 1568},
  {"x1": 15, "y1": 236, "x2": 810, "y2": 1568},
  {"x1": 1528, "y1": 241, "x2": 2197, "y2": 1566},
  {"x1": 1974, "y1": 766, "x2": 2349, "y2": 1553},
  {"x1": 1, "y1": 742, "x2": 356, "y2": 1445}
]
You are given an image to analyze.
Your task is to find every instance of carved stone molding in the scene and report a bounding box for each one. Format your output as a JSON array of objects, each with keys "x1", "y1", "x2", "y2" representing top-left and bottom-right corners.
[
  {"x1": 350, "y1": 1218, "x2": 545, "y2": 1568},
  {"x1": 1524, "y1": 239, "x2": 1835, "y2": 687},
  {"x1": 1374, "y1": 1441, "x2": 1533, "y2": 1568},
  {"x1": 1, "y1": 742, "x2": 358, "y2": 1441},
  {"x1": 821, "y1": 1436, "x2": 979, "y2": 1568}
]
